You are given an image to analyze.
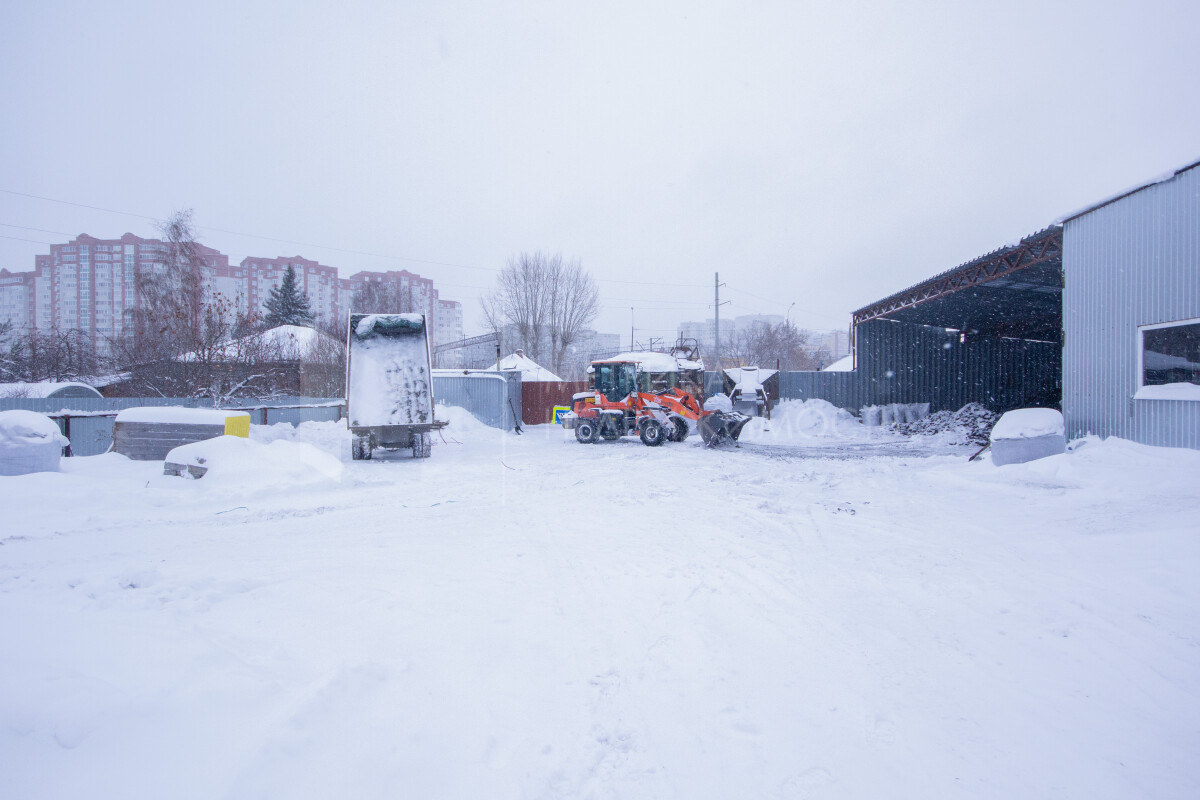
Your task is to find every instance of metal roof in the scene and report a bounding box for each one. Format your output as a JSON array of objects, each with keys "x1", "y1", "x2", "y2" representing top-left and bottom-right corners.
[
  {"x1": 852, "y1": 226, "x2": 1064, "y2": 341},
  {"x1": 1057, "y1": 158, "x2": 1200, "y2": 224}
]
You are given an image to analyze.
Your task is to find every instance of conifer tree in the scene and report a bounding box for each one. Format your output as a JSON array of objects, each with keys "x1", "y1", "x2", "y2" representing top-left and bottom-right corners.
[{"x1": 263, "y1": 265, "x2": 314, "y2": 327}]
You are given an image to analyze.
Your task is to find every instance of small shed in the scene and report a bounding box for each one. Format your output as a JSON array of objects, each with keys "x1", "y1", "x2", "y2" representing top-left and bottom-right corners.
[{"x1": 0, "y1": 381, "x2": 103, "y2": 399}]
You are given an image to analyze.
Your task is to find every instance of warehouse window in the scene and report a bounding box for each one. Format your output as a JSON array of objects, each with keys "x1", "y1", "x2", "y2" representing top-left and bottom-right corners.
[{"x1": 1137, "y1": 318, "x2": 1200, "y2": 400}]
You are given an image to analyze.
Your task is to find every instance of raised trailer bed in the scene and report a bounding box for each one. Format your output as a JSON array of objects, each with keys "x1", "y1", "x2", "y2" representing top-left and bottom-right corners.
[{"x1": 346, "y1": 313, "x2": 447, "y2": 460}]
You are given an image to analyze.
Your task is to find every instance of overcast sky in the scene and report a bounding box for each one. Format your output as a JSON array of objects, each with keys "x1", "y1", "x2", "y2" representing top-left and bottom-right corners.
[{"x1": 3, "y1": 0, "x2": 1198, "y2": 342}]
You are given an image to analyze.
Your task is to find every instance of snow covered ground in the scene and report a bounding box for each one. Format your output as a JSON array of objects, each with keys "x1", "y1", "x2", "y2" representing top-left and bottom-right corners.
[{"x1": 2, "y1": 408, "x2": 1199, "y2": 799}]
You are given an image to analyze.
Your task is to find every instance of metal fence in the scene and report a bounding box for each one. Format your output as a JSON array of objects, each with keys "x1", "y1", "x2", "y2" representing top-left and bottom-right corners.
[
  {"x1": 0, "y1": 396, "x2": 345, "y2": 457},
  {"x1": 432, "y1": 370, "x2": 523, "y2": 431},
  {"x1": 2, "y1": 373, "x2": 527, "y2": 457}
]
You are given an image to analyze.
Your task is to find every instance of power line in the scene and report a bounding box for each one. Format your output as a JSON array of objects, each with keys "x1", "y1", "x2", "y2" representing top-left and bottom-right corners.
[{"x1": 0, "y1": 187, "x2": 712, "y2": 290}]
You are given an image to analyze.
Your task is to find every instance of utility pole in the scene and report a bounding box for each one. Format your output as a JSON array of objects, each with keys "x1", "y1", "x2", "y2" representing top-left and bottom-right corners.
[
  {"x1": 630, "y1": 307, "x2": 634, "y2": 350},
  {"x1": 713, "y1": 272, "x2": 728, "y2": 371}
]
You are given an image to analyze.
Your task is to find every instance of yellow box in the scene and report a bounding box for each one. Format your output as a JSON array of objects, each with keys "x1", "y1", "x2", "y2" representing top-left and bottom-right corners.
[{"x1": 224, "y1": 414, "x2": 250, "y2": 438}]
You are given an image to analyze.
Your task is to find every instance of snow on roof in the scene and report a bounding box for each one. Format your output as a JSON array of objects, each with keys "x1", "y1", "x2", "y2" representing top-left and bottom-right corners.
[
  {"x1": 594, "y1": 351, "x2": 703, "y2": 373},
  {"x1": 822, "y1": 355, "x2": 855, "y2": 372},
  {"x1": 1057, "y1": 158, "x2": 1200, "y2": 224},
  {"x1": 494, "y1": 352, "x2": 563, "y2": 382},
  {"x1": 0, "y1": 381, "x2": 103, "y2": 399},
  {"x1": 725, "y1": 367, "x2": 776, "y2": 394},
  {"x1": 116, "y1": 407, "x2": 250, "y2": 425}
]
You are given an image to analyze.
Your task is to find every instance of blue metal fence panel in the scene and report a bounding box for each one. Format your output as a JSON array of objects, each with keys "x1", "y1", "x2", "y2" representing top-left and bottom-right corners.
[
  {"x1": 432, "y1": 371, "x2": 522, "y2": 430},
  {"x1": 1063, "y1": 163, "x2": 1200, "y2": 448},
  {"x1": 0, "y1": 396, "x2": 351, "y2": 456},
  {"x1": 778, "y1": 371, "x2": 867, "y2": 410}
]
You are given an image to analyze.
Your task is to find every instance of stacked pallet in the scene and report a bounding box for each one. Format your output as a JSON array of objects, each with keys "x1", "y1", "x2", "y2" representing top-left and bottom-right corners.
[{"x1": 112, "y1": 407, "x2": 250, "y2": 461}]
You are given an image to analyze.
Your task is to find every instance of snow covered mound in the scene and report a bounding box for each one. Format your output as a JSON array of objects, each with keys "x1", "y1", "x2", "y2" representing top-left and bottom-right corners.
[
  {"x1": 739, "y1": 399, "x2": 869, "y2": 442},
  {"x1": 162, "y1": 435, "x2": 344, "y2": 489},
  {"x1": 893, "y1": 402, "x2": 998, "y2": 445},
  {"x1": 435, "y1": 404, "x2": 493, "y2": 436},
  {"x1": 251, "y1": 420, "x2": 355, "y2": 461},
  {"x1": 991, "y1": 408, "x2": 1064, "y2": 441},
  {"x1": 0, "y1": 410, "x2": 70, "y2": 476}
]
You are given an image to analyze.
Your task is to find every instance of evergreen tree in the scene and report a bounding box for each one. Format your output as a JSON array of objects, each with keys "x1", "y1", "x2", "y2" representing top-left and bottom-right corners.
[{"x1": 263, "y1": 265, "x2": 314, "y2": 327}]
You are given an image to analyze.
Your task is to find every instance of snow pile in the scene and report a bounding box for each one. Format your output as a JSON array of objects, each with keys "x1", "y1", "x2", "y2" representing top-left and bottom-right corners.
[
  {"x1": 991, "y1": 408, "x2": 1064, "y2": 440},
  {"x1": 822, "y1": 354, "x2": 854, "y2": 372},
  {"x1": 703, "y1": 392, "x2": 733, "y2": 413},
  {"x1": 434, "y1": 403, "x2": 491, "y2": 435},
  {"x1": 740, "y1": 398, "x2": 869, "y2": 442},
  {"x1": 0, "y1": 410, "x2": 69, "y2": 476},
  {"x1": 161, "y1": 435, "x2": 344, "y2": 489},
  {"x1": 892, "y1": 402, "x2": 998, "y2": 445},
  {"x1": 251, "y1": 420, "x2": 355, "y2": 461}
]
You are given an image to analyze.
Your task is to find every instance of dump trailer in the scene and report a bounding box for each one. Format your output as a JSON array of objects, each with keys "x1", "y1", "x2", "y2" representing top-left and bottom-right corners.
[{"x1": 346, "y1": 313, "x2": 447, "y2": 459}]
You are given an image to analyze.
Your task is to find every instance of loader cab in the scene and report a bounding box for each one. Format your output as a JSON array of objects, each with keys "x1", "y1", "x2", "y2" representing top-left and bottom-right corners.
[{"x1": 592, "y1": 361, "x2": 638, "y2": 403}]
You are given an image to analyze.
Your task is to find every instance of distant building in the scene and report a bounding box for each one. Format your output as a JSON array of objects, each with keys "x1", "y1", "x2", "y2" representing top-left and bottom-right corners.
[
  {"x1": 434, "y1": 297, "x2": 464, "y2": 348},
  {"x1": 0, "y1": 235, "x2": 463, "y2": 352},
  {"x1": 677, "y1": 314, "x2": 785, "y2": 354},
  {"x1": 237, "y1": 255, "x2": 341, "y2": 326},
  {"x1": 0, "y1": 268, "x2": 34, "y2": 331}
]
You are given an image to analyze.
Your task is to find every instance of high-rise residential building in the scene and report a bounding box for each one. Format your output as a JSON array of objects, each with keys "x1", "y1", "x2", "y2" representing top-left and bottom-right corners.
[
  {"x1": 24, "y1": 233, "x2": 227, "y2": 346},
  {"x1": 0, "y1": 268, "x2": 35, "y2": 331},
  {"x1": 434, "y1": 297, "x2": 464, "y2": 347},
  {"x1": 237, "y1": 255, "x2": 341, "y2": 326},
  {"x1": 0, "y1": 234, "x2": 463, "y2": 351}
]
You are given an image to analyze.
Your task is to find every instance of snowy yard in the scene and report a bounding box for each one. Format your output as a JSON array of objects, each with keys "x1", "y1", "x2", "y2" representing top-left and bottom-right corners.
[{"x1": 2, "y1": 408, "x2": 1199, "y2": 799}]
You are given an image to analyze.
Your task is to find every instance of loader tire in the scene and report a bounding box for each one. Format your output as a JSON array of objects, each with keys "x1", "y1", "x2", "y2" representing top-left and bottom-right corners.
[
  {"x1": 639, "y1": 419, "x2": 665, "y2": 446},
  {"x1": 575, "y1": 420, "x2": 599, "y2": 444},
  {"x1": 670, "y1": 417, "x2": 689, "y2": 442},
  {"x1": 412, "y1": 432, "x2": 432, "y2": 458}
]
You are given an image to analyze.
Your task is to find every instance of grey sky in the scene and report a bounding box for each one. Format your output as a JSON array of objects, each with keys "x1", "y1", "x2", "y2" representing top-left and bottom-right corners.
[{"x1": 3, "y1": 0, "x2": 1198, "y2": 342}]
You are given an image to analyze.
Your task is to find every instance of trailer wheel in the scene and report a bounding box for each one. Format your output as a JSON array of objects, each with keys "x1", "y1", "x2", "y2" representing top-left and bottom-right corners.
[
  {"x1": 639, "y1": 419, "x2": 665, "y2": 446},
  {"x1": 575, "y1": 419, "x2": 599, "y2": 443},
  {"x1": 412, "y1": 431, "x2": 432, "y2": 458},
  {"x1": 352, "y1": 434, "x2": 372, "y2": 460}
]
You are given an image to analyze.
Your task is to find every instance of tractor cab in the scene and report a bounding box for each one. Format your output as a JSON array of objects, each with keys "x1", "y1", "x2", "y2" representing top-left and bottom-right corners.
[{"x1": 592, "y1": 360, "x2": 639, "y2": 403}]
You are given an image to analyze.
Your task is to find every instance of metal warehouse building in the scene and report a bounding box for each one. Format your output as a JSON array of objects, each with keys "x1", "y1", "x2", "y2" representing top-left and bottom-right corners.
[
  {"x1": 1061, "y1": 160, "x2": 1200, "y2": 449},
  {"x1": 819, "y1": 158, "x2": 1198, "y2": 449}
]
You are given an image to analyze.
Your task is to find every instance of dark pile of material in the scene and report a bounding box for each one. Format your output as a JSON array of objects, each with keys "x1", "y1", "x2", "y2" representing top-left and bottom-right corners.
[{"x1": 892, "y1": 402, "x2": 998, "y2": 446}]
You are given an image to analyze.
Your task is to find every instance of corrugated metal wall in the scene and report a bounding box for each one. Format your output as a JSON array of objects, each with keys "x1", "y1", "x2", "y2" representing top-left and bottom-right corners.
[
  {"x1": 856, "y1": 320, "x2": 1060, "y2": 413},
  {"x1": 1063, "y1": 165, "x2": 1200, "y2": 448},
  {"x1": 432, "y1": 371, "x2": 522, "y2": 430},
  {"x1": 778, "y1": 371, "x2": 867, "y2": 410},
  {"x1": 756, "y1": 320, "x2": 1059, "y2": 414},
  {"x1": 0, "y1": 397, "x2": 346, "y2": 456}
]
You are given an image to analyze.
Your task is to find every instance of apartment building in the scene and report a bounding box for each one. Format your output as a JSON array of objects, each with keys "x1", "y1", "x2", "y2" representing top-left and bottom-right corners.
[
  {"x1": 237, "y1": 255, "x2": 341, "y2": 326},
  {"x1": 1, "y1": 234, "x2": 462, "y2": 348},
  {"x1": 0, "y1": 269, "x2": 35, "y2": 331}
]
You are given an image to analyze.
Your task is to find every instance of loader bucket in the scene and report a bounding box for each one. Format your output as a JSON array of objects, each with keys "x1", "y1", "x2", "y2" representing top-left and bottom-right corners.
[{"x1": 698, "y1": 411, "x2": 751, "y2": 447}]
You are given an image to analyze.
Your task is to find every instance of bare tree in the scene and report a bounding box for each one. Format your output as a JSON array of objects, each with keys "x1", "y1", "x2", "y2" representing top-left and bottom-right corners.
[
  {"x1": 724, "y1": 321, "x2": 817, "y2": 370},
  {"x1": 482, "y1": 251, "x2": 599, "y2": 375},
  {"x1": 2, "y1": 326, "x2": 102, "y2": 384}
]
